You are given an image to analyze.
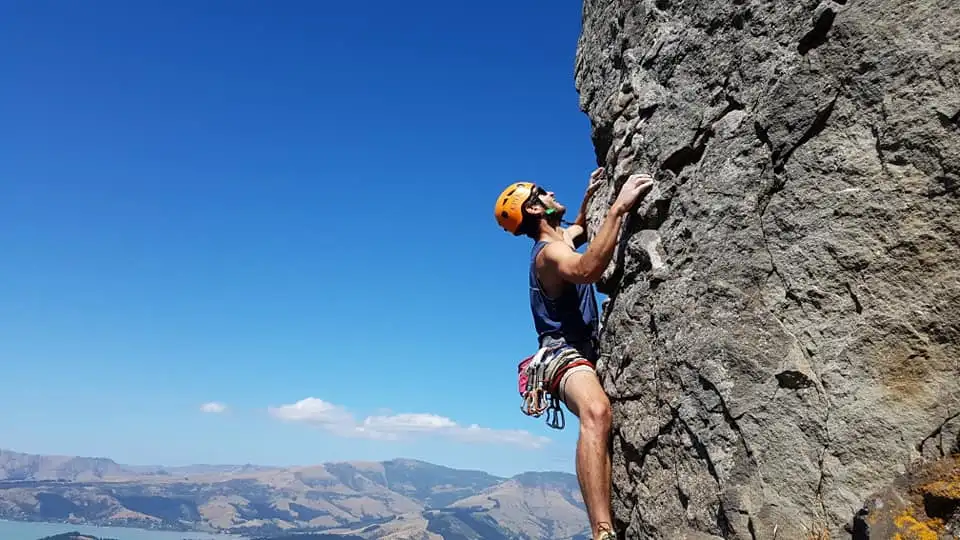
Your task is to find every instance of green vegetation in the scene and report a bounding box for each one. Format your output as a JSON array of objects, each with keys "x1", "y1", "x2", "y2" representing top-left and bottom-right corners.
[{"x1": 36, "y1": 532, "x2": 118, "y2": 540}]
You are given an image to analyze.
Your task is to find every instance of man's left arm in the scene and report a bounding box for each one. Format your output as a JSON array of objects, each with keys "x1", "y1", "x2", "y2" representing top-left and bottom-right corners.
[
  {"x1": 562, "y1": 218, "x2": 587, "y2": 249},
  {"x1": 563, "y1": 167, "x2": 606, "y2": 249}
]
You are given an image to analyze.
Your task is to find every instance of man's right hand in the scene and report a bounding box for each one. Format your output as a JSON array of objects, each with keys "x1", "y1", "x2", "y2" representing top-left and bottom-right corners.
[
  {"x1": 541, "y1": 172, "x2": 655, "y2": 285},
  {"x1": 611, "y1": 173, "x2": 654, "y2": 216}
]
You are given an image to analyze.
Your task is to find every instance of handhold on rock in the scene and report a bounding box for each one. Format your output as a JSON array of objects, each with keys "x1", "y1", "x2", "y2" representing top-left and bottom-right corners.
[
  {"x1": 775, "y1": 369, "x2": 814, "y2": 390},
  {"x1": 850, "y1": 506, "x2": 869, "y2": 540},
  {"x1": 637, "y1": 229, "x2": 668, "y2": 272},
  {"x1": 775, "y1": 338, "x2": 819, "y2": 389},
  {"x1": 634, "y1": 178, "x2": 664, "y2": 221}
]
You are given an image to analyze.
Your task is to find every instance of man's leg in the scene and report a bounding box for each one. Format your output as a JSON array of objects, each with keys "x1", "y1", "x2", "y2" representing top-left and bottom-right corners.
[{"x1": 561, "y1": 368, "x2": 613, "y2": 538}]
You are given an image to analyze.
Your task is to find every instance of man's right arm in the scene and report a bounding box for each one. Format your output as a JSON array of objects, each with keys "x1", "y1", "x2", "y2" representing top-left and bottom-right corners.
[
  {"x1": 542, "y1": 206, "x2": 625, "y2": 284},
  {"x1": 541, "y1": 172, "x2": 654, "y2": 284}
]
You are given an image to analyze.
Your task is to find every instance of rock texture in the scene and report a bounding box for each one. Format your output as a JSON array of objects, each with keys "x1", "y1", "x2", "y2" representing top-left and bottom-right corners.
[{"x1": 574, "y1": 0, "x2": 959, "y2": 538}]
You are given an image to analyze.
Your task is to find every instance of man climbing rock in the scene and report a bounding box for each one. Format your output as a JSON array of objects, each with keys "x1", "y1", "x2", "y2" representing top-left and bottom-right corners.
[{"x1": 494, "y1": 168, "x2": 654, "y2": 540}]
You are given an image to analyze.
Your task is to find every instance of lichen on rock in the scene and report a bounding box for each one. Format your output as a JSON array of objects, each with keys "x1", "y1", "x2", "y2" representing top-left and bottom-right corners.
[
  {"x1": 573, "y1": 0, "x2": 960, "y2": 538},
  {"x1": 853, "y1": 454, "x2": 960, "y2": 539}
]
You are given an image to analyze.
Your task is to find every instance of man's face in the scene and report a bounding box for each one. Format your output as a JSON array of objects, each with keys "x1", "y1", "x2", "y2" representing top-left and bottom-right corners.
[{"x1": 530, "y1": 185, "x2": 565, "y2": 217}]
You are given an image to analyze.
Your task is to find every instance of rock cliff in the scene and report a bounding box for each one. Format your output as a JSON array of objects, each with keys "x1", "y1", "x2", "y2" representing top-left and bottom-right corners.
[{"x1": 573, "y1": 0, "x2": 959, "y2": 538}]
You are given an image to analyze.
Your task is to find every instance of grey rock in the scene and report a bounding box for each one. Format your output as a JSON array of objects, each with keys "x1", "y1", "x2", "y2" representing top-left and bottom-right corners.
[{"x1": 574, "y1": 0, "x2": 960, "y2": 538}]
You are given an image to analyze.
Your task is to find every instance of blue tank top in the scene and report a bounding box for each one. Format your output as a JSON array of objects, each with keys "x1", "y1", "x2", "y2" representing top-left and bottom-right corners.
[{"x1": 529, "y1": 240, "x2": 600, "y2": 346}]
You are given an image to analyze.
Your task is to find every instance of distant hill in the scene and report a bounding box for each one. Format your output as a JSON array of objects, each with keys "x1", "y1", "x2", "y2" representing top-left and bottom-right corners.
[
  {"x1": 0, "y1": 449, "x2": 278, "y2": 483},
  {"x1": 0, "y1": 449, "x2": 588, "y2": 539},
  {"x1": 36, "y1": 533, "x2": 117, "y2": 540},
  {"x1": 0, "y1": 449, "x2": 133, "y2": 483}
]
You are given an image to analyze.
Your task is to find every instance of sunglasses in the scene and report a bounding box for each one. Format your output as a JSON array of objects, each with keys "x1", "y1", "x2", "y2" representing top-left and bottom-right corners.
[{"x1": 526, "y1": 185, "x2": 548, "y2": 205}]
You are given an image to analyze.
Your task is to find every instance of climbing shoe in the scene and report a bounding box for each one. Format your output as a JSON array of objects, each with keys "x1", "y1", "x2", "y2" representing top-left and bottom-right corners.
[{"x1": 596, "y1": 523, "x2": 616, "y2": 540}]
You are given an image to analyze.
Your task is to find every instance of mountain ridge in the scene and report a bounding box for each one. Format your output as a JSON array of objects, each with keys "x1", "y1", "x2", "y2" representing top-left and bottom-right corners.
[
  {"x1": 0, "y1": 449, "x2": 546, "y2": 483},
  {"x1": 0, "y1": 448, "x2": 588, "y2": 539}
]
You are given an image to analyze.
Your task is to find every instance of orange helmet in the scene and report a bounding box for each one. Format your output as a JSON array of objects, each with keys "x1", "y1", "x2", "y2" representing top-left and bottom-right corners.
[{"x1": 494, "y1": 182, "x2": 535, "y2": 235}]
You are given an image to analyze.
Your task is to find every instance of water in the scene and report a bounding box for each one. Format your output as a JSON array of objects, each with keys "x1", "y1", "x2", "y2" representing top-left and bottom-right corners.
[{"x1": 0, "y1": 520, "x2": 249, "y2": 540}]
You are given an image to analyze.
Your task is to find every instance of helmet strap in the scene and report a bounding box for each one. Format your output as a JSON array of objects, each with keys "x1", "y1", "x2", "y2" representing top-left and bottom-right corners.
[
  {"x1": 543, "y1": 208, "x2": 566, "y2": 229},
  {"x1": 545, "y1": 209, "x2": 575, "y2": 227}
]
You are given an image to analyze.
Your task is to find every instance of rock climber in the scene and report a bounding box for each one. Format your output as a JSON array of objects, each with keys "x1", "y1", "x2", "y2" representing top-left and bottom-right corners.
[{"x1": 494, "y1": 168, "x2": 654, "y2": 540}]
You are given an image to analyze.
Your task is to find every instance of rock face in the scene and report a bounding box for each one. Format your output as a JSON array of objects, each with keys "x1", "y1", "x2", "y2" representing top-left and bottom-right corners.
[{"x1": 573, "y1": 0, "x2": 959, "y2": 538}]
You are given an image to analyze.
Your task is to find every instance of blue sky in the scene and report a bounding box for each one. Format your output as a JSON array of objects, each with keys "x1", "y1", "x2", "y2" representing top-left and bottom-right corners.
[{"x1": 0, "y1": 0, "x2": 602, "y2": 478}]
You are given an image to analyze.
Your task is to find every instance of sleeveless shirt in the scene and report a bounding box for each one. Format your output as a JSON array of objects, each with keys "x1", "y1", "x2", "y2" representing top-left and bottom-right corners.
[{"x1": 528, "y1": 240, "x2": 600, "y2": 347}]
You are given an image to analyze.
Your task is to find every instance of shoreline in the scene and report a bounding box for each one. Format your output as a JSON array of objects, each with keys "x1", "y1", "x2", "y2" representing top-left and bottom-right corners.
[{"x1": 0, "y1": 518, "x2": 250, "y2": 540}]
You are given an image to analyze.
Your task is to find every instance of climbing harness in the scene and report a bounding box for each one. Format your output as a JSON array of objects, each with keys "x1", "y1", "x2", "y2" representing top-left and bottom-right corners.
[
  {"x1": 517, "y1": 344, "x2": 596, "y2": 430},
  {"x1": 517, "y1": 344, "x2": 563, "y2": 429}
]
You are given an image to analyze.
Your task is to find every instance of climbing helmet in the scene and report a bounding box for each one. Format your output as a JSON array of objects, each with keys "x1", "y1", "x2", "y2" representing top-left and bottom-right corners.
[{"x1": 494, "y1": 181, "x2": 544, "y2": 235}]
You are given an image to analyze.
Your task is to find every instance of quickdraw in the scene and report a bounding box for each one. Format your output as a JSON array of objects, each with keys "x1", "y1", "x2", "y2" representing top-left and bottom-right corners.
[
  {"x1": 518, "y1": 345, "x2": 555, "y2": 416},
  {"x1": 517, "y1": 344, "x2": 582, "y2": 430}
]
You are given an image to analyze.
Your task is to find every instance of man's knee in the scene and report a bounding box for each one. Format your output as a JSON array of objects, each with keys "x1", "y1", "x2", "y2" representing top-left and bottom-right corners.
[
  {"x1": 581, "y1": 393, "x2": 612, "y2": 434},
  {"x1": 563, "y1": 371, "x2": 612, "y2": 433}
]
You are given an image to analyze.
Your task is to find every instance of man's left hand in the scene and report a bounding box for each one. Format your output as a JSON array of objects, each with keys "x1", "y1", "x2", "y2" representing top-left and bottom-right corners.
[
  {"x1": 584, "y1": 167, "x2": 605, "y2": 201},
  {"x1": 565, "y1": 167, "x2": 607, "y2": 248}
]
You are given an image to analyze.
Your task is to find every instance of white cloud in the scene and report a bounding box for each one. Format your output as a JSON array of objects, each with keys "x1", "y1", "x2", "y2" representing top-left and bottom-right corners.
[
  {"x1": 200, "y1": 402, "x2": 228, "y2": 414},
  {"x1": 268, "y1": 397, "x2": 550, "y2": 449}
]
